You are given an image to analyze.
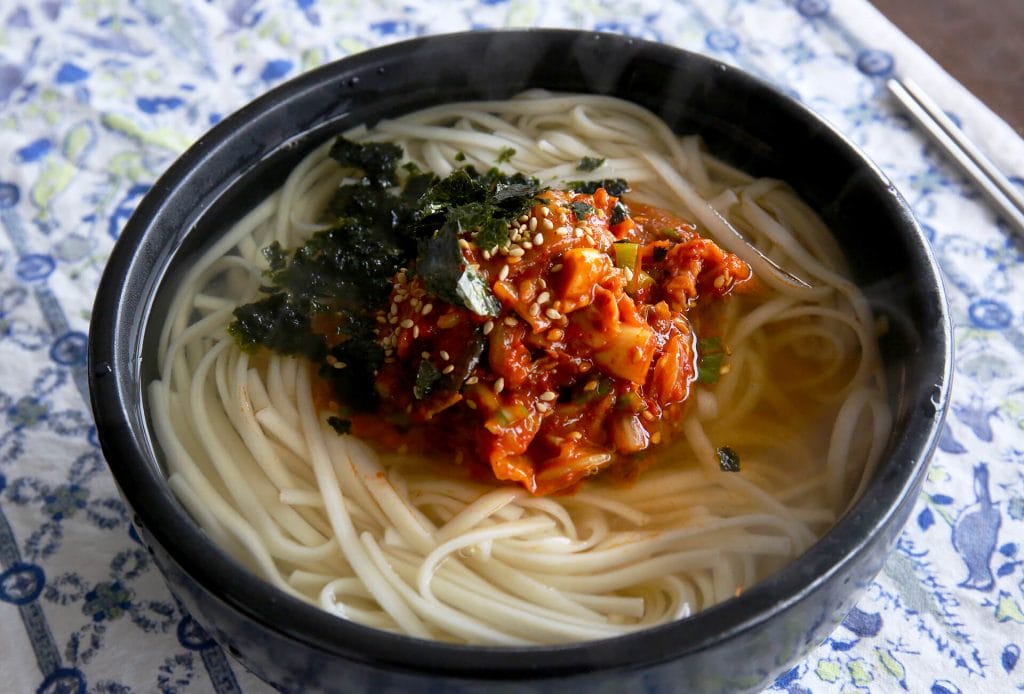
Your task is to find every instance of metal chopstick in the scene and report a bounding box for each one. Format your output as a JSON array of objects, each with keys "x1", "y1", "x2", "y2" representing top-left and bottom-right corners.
[{"x1": 887, "y1": 77, "x2": 1024, "y2": 238}]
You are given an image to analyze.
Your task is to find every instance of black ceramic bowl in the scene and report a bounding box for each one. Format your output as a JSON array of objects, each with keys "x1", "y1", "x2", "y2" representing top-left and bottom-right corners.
[{"x1": 89, "y1": 30, "x2": 952, "y2": 693}]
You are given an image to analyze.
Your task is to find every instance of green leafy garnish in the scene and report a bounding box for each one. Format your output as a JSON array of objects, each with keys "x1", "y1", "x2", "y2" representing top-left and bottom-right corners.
[
  {"x1": 413, "y1": 360, "x2": 443, "y2": 400},
  {"x1": 577, "y1": 156, "x2": 605, "y2": 172},
  {"x1": 697, "y1": 336, "x2": 727, "y2": 384},
  {"x1": 717, "y1": 446, "x2": 740, "y2": 472},
  {"x1": 229, "y1": 292, "x2": 322, "y2": 357},
  {"x1": 454, "y1": 151, "x2": 466, "y2": 162},
  {"x1": 417, "y1": 221, "x2": 501, "y2": 316},
  {"x1": 418, "y1": 168, "x2": 541, "y2": 252},
  {"x1": 262, "y1": 241, "x2": 288, "y2": 272},
  {"x1": 610, "y1": 201, "x2": 630, "y2": 226},
  {"x1": 567, "y1": 178, "x2": 630, "y2": 196},
  {"x1": 230, "y1": 142, "x2": 543, "y2": 417},
  {"x1": 568, "y1": 201, "x2": 595, "y2": 219},
  {"x1": 327, "y1": 416, "x2": 352, "y2": 435},
  {"x1": 328, "y1": 136, "x2": 402, "y2": 188},
  {"x1": 497, "y1": 147, "x2": 516, "y2": 163}
]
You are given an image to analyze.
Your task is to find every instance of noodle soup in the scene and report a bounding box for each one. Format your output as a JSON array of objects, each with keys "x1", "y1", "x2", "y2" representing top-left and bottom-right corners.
[{"x1": 150, "y1": 92, "x2": 890, "y2": 645}]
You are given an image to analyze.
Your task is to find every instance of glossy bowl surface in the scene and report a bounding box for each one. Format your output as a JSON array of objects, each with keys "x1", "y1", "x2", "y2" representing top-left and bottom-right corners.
[{"x1": 88, "y1": 29, "x2": 952, "y2": 693}]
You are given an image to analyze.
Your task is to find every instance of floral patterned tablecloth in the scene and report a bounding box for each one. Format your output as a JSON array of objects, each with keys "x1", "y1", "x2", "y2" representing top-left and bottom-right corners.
[{"x1": 2, "y1": 1, "x2": 1023, "y2": 692}]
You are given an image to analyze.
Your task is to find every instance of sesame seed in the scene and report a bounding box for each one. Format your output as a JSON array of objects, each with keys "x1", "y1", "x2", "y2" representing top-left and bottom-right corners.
[
  {"x1": 376, "y1": 315, "x2": 387, "y2": 324},
  {"x1": 533, "y1": 232, "x2": 544, "y2": 246},
  {"x1": 518, "y1": 214, "x2": 529, "y2": 223},
  {"x1": 547, "y1": 328, "x2": 564, "y2": 341},
  {"x1": 642, "y1": 410, "x2": 656, "y2": 421},
  {"x1": 390, "y1": 303, "x2": 399, "y2": 316},
  {"x1": 482, "y1": 249, "x2": 492, "y2": 260},
  {"x1": 412, "y1": 325, "x2": 420, "y2": 338},
  {"x1": 536, "y1": 291, "x2": 551, "y2": 305},
  {"x1": 522, "y1": 241, "x2": 533, "y2": 250},
  {"x1": 440, "y1": 350, "x2": 450, "y2": 361},
  {"x1": 537, "y1": 402, "x2": 551, "y2": 412},
  {"x1": 458, "y1": 239, "x2": 470, "y2": 250},
  {"x1": 540, "y1": 391, "x2": 557, "y2": 401},
  {"x1": 542, "y1": 218, "x2": 554, "y2": 231},
  {"x1": 570, "y1": 431, "x2": 583, "y2": 440},
  {"x1": 442, "y1": 364, "x2": 455, "y2": 374},
  {"x1": 541, "y1": 206, "x2": 550, "y2": 217},
  {"x1": 509, "y1": 247, "x2": 525, "y2": 257},
  {"x1": 584, "y1": 380, "x2": 598, "y2": 392},
  {"x1": 651, "y1": 431, "x2": 662, "y2": 444},
  {"x1": 483, "y1": 320, "x2": 494, "y2": 335},
  {"x1": 629, "y1": 346, "x2": 642, "y2": 362},
  {"x1": 494, "y1": 378, "x2": 505, "y2": 394},
  {"x1": 466, "y1": 400, "x2": 478, "y2": 410},
  {"x1": 437, "y1": 314, "x2": 460, "y2": 329},
  {"x1": 498, "y1": 264, "x2": 509, "y2": 281},
  {"x1": 421, "y1": 303, "x2": 433, "y2": 316},
  {"x1": 334, "y1": 361, "x2": 347, "y2": 369},
  {"x1": 713, "y1": 275, "x2": 726, "y2": 288},
  {"x1": 388, "y1": 316, "x2": 398, "y2": 325},
  {"x1": 550, "y1": 263, "x2": 563, "y2": 272},
  {"x1": 574, "y1": 228, "x2": 584, "y2": 238},
  {"x1": 466, "y1": 376, "x2": 479, "y2": 385},
  {"x1": 400, "y1": 318, "x2": 414, "y2": 329},
  {"x1": 529, "y1": 217, "x2": 538, "y2": 231},
  {"x1": 529, "y1": 303, "x2": 541, "y2": 317},
  {"x1": 421, "y1": 351, "x2": 431, "y2": 359},
  {"x1": 504, "y1": 316, "x2": 518, "y2": 326},
  {"x1": 545, "y1": 308, "x2": 561, "y2": 320}
]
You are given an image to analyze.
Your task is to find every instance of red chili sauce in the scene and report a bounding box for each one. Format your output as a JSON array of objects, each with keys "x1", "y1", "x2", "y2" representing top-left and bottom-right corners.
[{"x1": 319, "y1": 188, "x2": 752, "y2": 495}]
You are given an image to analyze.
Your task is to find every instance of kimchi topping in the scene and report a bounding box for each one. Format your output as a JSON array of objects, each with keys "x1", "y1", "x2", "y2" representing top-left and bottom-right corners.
[{"x1": 230, "y1": 137, "x2": 752, "y2": 495}]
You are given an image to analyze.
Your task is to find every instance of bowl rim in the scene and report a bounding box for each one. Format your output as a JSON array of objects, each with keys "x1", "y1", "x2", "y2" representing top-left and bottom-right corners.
[{"x1": 88, "y1": 27, "x2": 954, "y2": 680}]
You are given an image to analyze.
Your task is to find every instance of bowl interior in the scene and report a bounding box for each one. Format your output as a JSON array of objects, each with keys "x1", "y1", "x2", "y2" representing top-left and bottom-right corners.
[{"x1": 90, "y1": 29, "x2": 951, "y2": 683}]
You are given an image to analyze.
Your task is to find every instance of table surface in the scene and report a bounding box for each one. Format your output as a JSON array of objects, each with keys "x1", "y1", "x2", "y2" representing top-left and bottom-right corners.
[
  {"x1": 872, "y1": 0, "x2": 1024, "y2": 137},
  {"x1": 1, "y1": 2, "x2": 1023, "y2": 693}
]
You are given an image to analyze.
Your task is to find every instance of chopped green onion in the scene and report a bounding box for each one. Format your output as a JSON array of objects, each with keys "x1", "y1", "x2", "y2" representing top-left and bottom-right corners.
[
  {"x1": 612, "y1": 241, "x2": 639, "y2": 271},
  {"x1": 697, "y1": 336, "x2": 726, "y2": 384},
  {"x1": 615, "y1": 391, "x2": 644, "y2": 413}
]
